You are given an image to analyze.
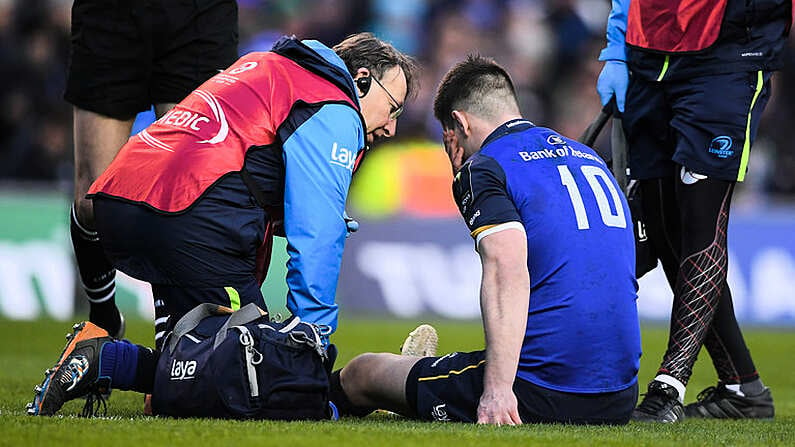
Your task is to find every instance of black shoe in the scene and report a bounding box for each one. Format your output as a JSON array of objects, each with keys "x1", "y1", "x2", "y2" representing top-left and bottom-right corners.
[
  {"x1": 685, "y1": 384, "x2": 774, "y2": 419},
  {"x1": 632, "y1": 381, "x2": 685, "y2": 423},
  {"x1": 27, "y1": 322, "x2": 113, "y2": 417}
]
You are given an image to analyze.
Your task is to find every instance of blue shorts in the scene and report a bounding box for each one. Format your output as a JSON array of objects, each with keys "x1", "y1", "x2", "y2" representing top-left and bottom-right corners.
[
  {"x1": 623, "y1": 71, "x2": 772, "y2": 182},
  {"x1": 406, "y1": 350, "x2": 637, "y2": 425}
]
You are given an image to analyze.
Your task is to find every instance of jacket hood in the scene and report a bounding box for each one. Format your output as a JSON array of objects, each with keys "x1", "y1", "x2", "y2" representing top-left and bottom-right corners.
[{"x1": 271, "y1": 36, "x2": 360, "y2": 109}]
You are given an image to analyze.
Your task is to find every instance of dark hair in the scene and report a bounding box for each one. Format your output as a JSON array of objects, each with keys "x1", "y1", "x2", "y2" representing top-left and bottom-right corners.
[
  {"x1": 433, "y1": 54, "x2": 518, "y2": 130},
  {"x1": 333, "y1": 32, "x2": 419, "y2": 100}
]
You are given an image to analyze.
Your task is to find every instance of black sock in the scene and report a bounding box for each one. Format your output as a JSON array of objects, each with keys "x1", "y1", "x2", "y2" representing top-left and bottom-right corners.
[
  {"x1": 328, "y1": 369, "x2": 375, "y2": 417},
  {"x1": 70, "y1": 205, "x2": 121, "y2": 335},
  {"x1": 132, "y1": 345, "x2": 159, "y2": 394}
]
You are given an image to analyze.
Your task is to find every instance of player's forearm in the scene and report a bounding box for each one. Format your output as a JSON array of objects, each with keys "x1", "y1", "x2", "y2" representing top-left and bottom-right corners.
[{"x1": 479, "y1": 234, "x2": 530, "y2": 391}]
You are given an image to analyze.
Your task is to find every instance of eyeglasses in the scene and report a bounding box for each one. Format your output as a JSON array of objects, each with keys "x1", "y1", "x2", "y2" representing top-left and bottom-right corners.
[{"x1": 371, "y1": 75, "x2": 404, "y2": 121}]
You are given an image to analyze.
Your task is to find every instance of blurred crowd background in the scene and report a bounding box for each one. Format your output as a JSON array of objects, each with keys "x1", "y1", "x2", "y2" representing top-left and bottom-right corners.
[{"x1": 1, "y1": 0, "x2": 794, "y2": 199}]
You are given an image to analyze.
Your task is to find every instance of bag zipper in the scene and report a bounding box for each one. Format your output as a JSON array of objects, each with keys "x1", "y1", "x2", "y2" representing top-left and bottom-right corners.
[{"x1": 235, "y1": 325, "x2": 263, "y2": 398}]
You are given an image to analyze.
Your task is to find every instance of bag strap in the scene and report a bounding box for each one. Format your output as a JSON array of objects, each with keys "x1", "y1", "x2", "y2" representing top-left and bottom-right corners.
[
  {"x1": 166, "y1": 303, "x2": 234, "y2": 354},
  {"x1": 213, "y1": 303, "x2": 267, "y2": 349}
]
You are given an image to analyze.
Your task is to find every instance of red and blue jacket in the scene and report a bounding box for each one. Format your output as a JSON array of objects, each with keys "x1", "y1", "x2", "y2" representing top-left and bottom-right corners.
[
  {"x1": 89, "y1": 37, "x2": 366, "y2": 335},
  {"x1": 601, "y1": 0, "x2": 793, "y2": 80}
]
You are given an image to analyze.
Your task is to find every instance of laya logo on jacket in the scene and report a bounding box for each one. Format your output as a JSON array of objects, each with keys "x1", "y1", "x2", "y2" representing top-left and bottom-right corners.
[{"x1": 330, "y1": 142, "x2": 356, "y2": 171}]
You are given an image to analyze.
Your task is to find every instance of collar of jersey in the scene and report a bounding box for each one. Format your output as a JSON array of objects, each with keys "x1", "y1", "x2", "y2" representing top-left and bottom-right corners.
[{"x1": 481, "y1": 119, "x2": 535, "y2": 149}]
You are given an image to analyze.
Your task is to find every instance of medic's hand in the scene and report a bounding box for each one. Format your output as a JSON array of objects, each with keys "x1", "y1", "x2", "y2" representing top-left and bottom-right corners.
[
  {"x1": 596, "y1": 60, "x2": 628, "y2": 113},
  {"x1": 476, "y1": 386, "x2": 522, "y2": 426}
]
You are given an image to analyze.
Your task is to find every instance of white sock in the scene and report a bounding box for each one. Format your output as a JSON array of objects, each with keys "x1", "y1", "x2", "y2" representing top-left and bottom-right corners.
[
  {"x1": 654, "y1": 374, "x2": 686, "y2": 403},
  {"x1": 725, "y1": 384, "x2": 745, "y2": 397}
]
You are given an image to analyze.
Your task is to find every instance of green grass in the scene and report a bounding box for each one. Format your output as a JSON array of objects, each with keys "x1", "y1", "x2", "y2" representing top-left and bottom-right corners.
[{"x1": 1, "y1": 317, "x2": 794, "y2": 446}]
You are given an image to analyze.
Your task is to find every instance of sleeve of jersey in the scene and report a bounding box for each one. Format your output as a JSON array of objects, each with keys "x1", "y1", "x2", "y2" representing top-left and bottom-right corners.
[
  {"x1": 282, "y1": 104, "x2": 364, "y2": 335},
  {"x1": 599, "y1": 0, "x2": 629, "y2": 62},
  {"x1": 452, "y1": 156, "x2": 522, "y2": 247}
]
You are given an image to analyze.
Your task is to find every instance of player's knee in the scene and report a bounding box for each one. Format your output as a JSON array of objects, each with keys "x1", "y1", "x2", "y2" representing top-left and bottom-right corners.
[
  {"x1": 341, "y1": 353, "x2": 381, "y2": 401},
  {"x1": 73, "y1": 197, "x2": 95, "y2": 229}
]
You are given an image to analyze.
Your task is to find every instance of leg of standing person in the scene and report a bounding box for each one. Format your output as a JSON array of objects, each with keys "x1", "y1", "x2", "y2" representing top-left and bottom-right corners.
[
  {"x1": 654, "y1": 173, "x2": 771, "y2": 418},
  {"x1": 656, "y1": 176, "x2": 735, "y2": 390},
  {"x1": 680, "y1": 72, "x2": 775, "y2": 420},
  {"x1": 65, "y1": 0, "x2": 154, "y2": 337},
  {"x1": 71, "y1": 104, "x2": 177, "y2": 338},
  {"x1": 71, "y1": 109, "x2": 134, "y2": 337},
  {"x1": 633, "y1": 172, "x2": 771, "y2": 420},
  {"x1": 631, "y1": 71, "x2": 774, "y2": 421},
  {"x1": 66, "y1": 0, "x2": 237, "y2": 337}
]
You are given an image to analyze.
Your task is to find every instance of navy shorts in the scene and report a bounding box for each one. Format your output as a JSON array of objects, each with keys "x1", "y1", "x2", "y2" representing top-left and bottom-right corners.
[
  {"x1": 406, "y1": 350, "x2": 638, "y2": 425},
  {"x1": 623, "y1": 71, "x2": 772, "y2": 182},
  {"x1": 92, "y1": 176, "x2": 267, "y2": 347},
  {"x1": 65, "y1": 0, "x2": 238, "y2": 120}
]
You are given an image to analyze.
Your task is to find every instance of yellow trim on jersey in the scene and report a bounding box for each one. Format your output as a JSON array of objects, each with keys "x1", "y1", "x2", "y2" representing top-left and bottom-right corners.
[
  {"x1": 737, "y1": 71, "x2": 764, "y2": 182},
  {"x1": 417, "y1": 360, "x2": 486, "y2": 382},
  {"x1": 470, "y1": 224, "x2": 498, "y2": 238}
]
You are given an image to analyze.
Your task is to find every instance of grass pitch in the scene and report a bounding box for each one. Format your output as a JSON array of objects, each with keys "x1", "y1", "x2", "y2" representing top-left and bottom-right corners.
[{"x1": 1, "y1": 316, "x2": 793, "y2": 446}]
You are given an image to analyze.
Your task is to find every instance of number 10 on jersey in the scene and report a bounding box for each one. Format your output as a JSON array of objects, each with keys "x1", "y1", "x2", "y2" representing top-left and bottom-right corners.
[{"x1": 558, "y1": 165, "x2": 627, "y2": 230}]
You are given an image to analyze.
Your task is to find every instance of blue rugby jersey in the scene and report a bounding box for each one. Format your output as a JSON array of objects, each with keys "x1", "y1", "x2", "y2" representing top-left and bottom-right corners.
[{"x1": 452, "y1": 119, "x2": 641, "y2": 393}]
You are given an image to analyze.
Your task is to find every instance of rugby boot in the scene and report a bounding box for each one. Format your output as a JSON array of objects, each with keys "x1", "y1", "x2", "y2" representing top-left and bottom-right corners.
[
  {"x1": 27, "y1": 322, "x2": 113, "y2": 416},
  {"x1": 400, "y1": 324, "x2": 438, "y2": 357},
  {"x1": 632, "y1": 380, "x2": 685, "y2": 423},
  {"x1": 685, "y1": 383, "x2": 774, "y2": 419}
]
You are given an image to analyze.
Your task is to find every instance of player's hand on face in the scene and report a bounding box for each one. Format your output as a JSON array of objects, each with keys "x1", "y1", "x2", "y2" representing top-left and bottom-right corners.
[
  {"x1": 443, "y1": 129, "x2": 464, "y2": 173},
  {"x1": 443, "y1": 128, "x2": 457, "y2": 152},
  {"x1": 476, "y1": 387, "x2": 522, "y2": 426}
]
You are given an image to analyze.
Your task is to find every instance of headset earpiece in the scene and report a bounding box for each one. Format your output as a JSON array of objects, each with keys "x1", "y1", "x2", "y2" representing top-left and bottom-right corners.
[{"x1": 356, "y1": 76, "x2": 372, "y2": 98}]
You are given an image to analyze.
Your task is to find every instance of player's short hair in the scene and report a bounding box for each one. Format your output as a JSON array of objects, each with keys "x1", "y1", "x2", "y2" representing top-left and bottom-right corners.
[
  {"x1": 434, "y1": 55, "x2": 519, "y2": 130},
  {"x1": 333, "y1": 32, "x2": 419, "y2": 100}
]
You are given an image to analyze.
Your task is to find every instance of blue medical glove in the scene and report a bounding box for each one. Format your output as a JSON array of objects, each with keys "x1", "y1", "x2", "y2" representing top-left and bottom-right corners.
[{"x1": 596, "y1": 60, "x2": 628, "y2": 113}]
